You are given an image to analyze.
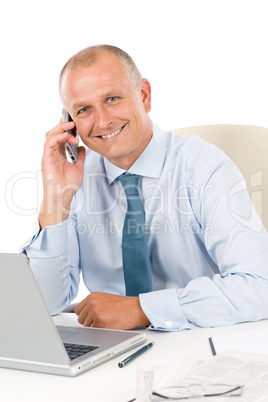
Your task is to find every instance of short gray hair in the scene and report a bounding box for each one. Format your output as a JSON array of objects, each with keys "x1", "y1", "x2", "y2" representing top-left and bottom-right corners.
[{"x1": 59, "y1": 44, "x2": 142, "y2": 90}]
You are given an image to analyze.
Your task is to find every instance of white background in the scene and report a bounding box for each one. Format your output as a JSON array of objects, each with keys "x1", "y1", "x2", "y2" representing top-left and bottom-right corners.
[{"x1": 1, "y1": 0, "x2": 268, "y2": 253}]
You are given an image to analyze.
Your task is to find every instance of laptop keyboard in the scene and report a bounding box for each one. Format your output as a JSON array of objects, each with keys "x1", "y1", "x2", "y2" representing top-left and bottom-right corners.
[{"x1": 64, "y1": 343, "x2": 99, "y2": 360}]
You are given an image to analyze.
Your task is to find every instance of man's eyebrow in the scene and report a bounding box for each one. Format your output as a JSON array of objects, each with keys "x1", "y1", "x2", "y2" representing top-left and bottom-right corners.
[
  {"x1": 73, "y1": 102, "x2": 86, "y2": 108},
  {"x1": 105, "y1": 91, "x2": 119, "y2": 97},
  {"x1": 72, "y1": 103, "x2": 90, "y2": 111},
  {"x1": 72, "y1": 91, "x2": 122, "y2": 111}
]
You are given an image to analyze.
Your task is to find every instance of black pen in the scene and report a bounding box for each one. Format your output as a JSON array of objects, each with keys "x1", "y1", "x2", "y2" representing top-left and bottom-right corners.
[{"x1": 118, "y1": 341, "x2": 155, "y2": 368}]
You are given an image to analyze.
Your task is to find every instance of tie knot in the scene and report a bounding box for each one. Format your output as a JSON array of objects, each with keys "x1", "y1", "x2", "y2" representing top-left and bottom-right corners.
[{"x1": 118, "y1": 174, "x2": 140, "y2": 197}]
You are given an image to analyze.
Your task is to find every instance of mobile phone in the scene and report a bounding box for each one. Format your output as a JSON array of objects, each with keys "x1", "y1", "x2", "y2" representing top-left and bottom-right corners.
[{"x1": 62, "y1": 108, "x2": 79, "y2": 163}]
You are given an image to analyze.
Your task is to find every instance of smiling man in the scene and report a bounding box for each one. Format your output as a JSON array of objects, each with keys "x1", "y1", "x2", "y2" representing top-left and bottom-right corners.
[
  {"x1": 59, "y1": 50, "x2": 152, "y2": 170},
  {"x1": 22, "y1": 44, "x2": 268, "y2": 331}
]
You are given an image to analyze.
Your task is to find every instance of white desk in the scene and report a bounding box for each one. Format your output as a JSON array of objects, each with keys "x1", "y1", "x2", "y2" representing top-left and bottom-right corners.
[{"x1": 2, "y1": 316, "x2": 268, "y2": 402}]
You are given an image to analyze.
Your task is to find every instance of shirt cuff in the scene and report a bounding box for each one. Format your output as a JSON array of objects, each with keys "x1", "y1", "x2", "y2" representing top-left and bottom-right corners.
[
  {"x1": 139, "y1": 288, "x2": 196, "y2": 331},
  {"x1": 20, "y1": 219, "x2": 69, "y2": 258}
]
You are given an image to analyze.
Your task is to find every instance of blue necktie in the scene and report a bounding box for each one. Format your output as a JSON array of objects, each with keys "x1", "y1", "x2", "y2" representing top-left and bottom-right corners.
[{"x1": 118, "y1": 174, "x2": 153, "y2": 296}]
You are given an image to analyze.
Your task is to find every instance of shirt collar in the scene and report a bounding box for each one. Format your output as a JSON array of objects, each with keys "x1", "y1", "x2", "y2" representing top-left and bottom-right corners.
[{"x1": 103, "y1": 122, "x2": 167, "y2": 185}]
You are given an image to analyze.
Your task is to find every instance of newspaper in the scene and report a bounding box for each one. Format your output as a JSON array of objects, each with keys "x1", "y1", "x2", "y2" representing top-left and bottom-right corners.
[{"x1": 135, "y1": 351, "x2": 268, "y2": 401}]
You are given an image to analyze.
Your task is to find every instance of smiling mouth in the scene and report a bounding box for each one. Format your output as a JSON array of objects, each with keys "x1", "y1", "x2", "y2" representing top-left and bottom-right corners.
[{"x1": 100, "y1": 125, "x2": 125, "y2": 139}]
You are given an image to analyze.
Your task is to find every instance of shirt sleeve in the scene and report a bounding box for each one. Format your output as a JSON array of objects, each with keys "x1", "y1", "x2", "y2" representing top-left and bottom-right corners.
[
  {"x1": 21, "y1": 215, "x2": 80, "y2": 315},
  {"x1": 140, "y1": 162, "x2": 268, "y2": 331}
]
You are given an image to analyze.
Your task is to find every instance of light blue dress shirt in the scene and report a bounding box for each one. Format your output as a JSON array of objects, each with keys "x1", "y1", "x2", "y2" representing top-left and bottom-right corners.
[{"x1": 22, "y1": 123, "x2": 268, "y2": 331}]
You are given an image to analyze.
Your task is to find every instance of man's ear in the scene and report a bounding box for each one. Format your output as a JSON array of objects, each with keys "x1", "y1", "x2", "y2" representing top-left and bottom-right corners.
[{"x1": 140, "y1": 79, "x2": 151, "y2": 113}]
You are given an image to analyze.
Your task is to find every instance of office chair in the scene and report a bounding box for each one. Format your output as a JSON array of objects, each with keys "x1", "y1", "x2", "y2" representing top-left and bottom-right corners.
[{"x1": 172, "y1": 124, "x2": 268, "y2": 230}]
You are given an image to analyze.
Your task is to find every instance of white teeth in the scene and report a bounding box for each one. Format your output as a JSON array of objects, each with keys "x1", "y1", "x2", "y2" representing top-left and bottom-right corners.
[{"x1": 101, "y1": 127, "x2": 123, "y2": 139}]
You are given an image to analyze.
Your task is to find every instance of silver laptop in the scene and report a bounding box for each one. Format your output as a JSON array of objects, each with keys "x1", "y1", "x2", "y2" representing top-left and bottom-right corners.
[{"x1": 0, "y1": 253, "x2": 147, "y2": 376}]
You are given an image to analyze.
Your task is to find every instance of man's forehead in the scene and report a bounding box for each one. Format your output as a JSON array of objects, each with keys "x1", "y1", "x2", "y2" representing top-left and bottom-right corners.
[
  {"x1": 60, "y1": 57, "x2": 132, "y2": 102},
  {"x1": 61, "y1": 71, "x2": 135, "y2": 114},
  {"x1": 61, "y1": 57, "x2": 125, "y2": 89},
  {"x1": 64, "y1": 53, "x2": 124, "y2": 81}
]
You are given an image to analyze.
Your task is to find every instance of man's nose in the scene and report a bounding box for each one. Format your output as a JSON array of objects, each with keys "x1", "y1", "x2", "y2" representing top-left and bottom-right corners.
[{"x1": 94, "y1": 106, "x2": 113, "y2": 129}]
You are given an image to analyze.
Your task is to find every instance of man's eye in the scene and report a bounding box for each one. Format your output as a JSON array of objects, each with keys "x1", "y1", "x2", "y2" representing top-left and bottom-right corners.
[
  {"x1": 108, "y1": 96, "x2": 118, "y2": 103},
  {"x1": 78, "y1": 107, "x2": 88, "y2": 114}
]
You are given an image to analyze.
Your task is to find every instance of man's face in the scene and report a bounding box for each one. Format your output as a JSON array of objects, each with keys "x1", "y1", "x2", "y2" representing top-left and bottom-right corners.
[{"x1": 61, "y1": 53, "x2": 152, "y2": 169}]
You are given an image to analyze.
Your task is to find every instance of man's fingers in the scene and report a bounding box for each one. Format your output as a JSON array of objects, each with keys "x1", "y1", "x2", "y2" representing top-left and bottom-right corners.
[
  {"x1": 74, "y1": 298, "x2": 87, "y2": 316},
  {"x1": 47, "y1": 132, "x2": 78, "y2": 148},
  {"x1": 72, "y1": 292, "x2": 150, "y2": 330},
  {"x1": 45, "y1": 121, "x2": 76, "y2": 143},
  {"x1": 83, "y1": 315, "x2": 94, "y2": 327},
  {"x1": 77, "y1": 146, "x2": 86, "y2": 164},
  {"x1": 75, "y1": 294, "x2": 104, "y2": 327},
  {"x1": 76, "y1": 307, "x2": 90, "y2": 326},
  {"x1": 74, "y1": 298, "x2": 92, "y2": 325}
]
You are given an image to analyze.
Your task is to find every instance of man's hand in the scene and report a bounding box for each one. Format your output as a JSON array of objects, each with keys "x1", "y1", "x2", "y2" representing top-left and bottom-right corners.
[
  {"x1": 39, "y1": 120, "x2": 86, "y2": 229},
  {"x1": 74, "y1": 292, "x2": 151, "y2": 330}
]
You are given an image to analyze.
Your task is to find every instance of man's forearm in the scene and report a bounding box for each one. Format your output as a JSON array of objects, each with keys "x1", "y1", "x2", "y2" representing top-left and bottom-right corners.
[{"x1": 39, "y1": 192, "x2": 73, "y2": 229}]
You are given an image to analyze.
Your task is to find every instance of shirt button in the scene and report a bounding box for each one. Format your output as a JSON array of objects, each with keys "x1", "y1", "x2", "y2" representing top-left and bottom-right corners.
[{"x1": 164, "y1": 320, "x2": 173, "y2": 328}]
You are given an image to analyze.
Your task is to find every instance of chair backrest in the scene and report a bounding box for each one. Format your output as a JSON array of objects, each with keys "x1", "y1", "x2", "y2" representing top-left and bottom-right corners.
[{"x1": 172, "y1": 125, "x2": 268, "y2": 230}]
